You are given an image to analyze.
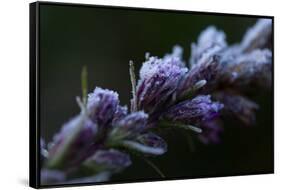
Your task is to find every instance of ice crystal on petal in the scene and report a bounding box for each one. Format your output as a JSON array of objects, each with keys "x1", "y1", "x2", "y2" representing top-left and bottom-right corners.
[
  {"x1": 177, "y1": 55, "x2": 221, "y2": 98},
  {"x1": 163, "y1": 45, "x2": 186, "y2": 67},
  {"x1": 112, "y1": 105, "x2": 128, "y2": 126},
  {"x1": 190, "y1": 26, "x2": 227, "y2": 66},
  {"x1": 240, "y1": 19, "x2": 272, "y2": 52},
  {"x1": 164, "y1": 95, "x2": 223, "y2": 125},
  {"x1": 115, "y1": 111, "x2": 148, "y2": 134},
  {"x1": 136, "y1": 56, "x2": 187, "y2": 113},
  {"x1": 87, "y1": 87, "x2": 119, "y2": 127},
  {"x1": 222, "y1": 49, "x2": 272, "y2": 88}
]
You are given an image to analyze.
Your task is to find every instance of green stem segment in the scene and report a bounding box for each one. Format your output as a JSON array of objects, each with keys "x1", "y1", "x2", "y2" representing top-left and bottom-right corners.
[
  {"x1": 81, "y1": 66, "x2": 88, "y2": 105},
  {"x1": 137, "y1": 154, "x2": 165, "y2": 178},
  {"x1": 129, "y1": 61, "x2": 137, "y2": 112}
]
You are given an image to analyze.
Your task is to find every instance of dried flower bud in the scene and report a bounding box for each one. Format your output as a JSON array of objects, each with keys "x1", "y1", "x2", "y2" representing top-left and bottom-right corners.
[
  {"x1": 164, "y1": 95, "x2": 223, "y2": 125},
  {"x1": 190, "y1": 26, "x2": 227, "y2": 66},
  {"x1": 240, "y1": 19, "x2": 272, "y2": 52},
  {"x1": 214, "y1": 91, "x2": 259, "y2": 125},
  {"x1": 136, "y1": 56, "x2": 187, "y2": 113},
  {"x1": 122, "y1": 132, "x2": 167, "y2": 155},
  {"x1": 85, "y1": 149, "x2": 131, "y2": 171},
  {"x1": 87, "y1": 87, "x2": 119, "y2": 127}
]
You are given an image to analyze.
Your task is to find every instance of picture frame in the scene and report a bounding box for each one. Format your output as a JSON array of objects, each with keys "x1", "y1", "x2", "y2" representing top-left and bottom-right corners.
[{"x1": 30, "y1": 1, "x2": 274, "y2": 188}]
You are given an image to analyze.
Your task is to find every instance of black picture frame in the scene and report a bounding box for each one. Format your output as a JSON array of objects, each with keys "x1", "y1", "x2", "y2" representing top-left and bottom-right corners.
[{"x1": 29, "y1": 1, "x2": 274, "y2": 188}]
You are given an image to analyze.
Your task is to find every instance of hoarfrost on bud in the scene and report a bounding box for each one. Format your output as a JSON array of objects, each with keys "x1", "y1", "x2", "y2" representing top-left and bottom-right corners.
[
  {"x1": 163, "y1": 45, "x2": 186, "y2": 67},
  {"x1": 190, "y1": 26, "x2": 227, "y2": 66},
  {"x1": 109, "y1": 111, "x2": 149, "y2": 141},
  {"x1": 87, "y1": 87, "x2": 119, "y2": 127},
  {"x1": 177, "y1": 55, "x2": 221, "y2": 98},
  {"x1": 164, "y1": 95, "x2": 223, "y2": 125},
  {"x1": 136, "y1": 55, "x2": 187, "y2": 113},
  {"x1": 112, "y1": 105, "x2": 128, "y2": 126},
  {"x1": 115, "y1": 111, "x2": 148, "y2": 134},
  {"x1": 222, "y1": 49, "x2": 272, "y2": 88},
  {"x1": 240, "y1": 19, "x2": 272, "y2": 52}
]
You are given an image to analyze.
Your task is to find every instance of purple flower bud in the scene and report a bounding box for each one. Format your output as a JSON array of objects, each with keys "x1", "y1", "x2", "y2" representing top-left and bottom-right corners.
[
  {"x1": 136, "y1": 56, "x2": 187, "y2": 113},
  {"x1": 112, "y1": 105, "x2": 128, "y2": 126},
  {"x1": 41, "y1": 169, "x2": 66, "y2": 185},
  {"x1": 198, "y1": 119, "x2": 223, "y2": 144},
  {"x1": 115, "y1": 111, "x2": 148, "y2": 134},
  {"x1": 190, "y1": 26, "x2": 227, "y2": 66},
  {"x1": 163, "y1": 45, "x2": 186, "y2": 68},
  {"x1": 222, "y1": 49, "x2": 272, "y2": 88},
  {"x1": 164, "y1": 95, "x2": 223, "y2": 125},
  {"x1": 48, "y1": 116, "x2": 98, "y2": 167},
  {"x1": 214, "y1": 91, "x2": 259, "y2": 125},
  {"x1": 240, "y1": 19, "x2": 272, "y2": 52},
  {"x1": 86, "y1": 149, "x2": 131, "y2": 170},
  {"x1": 122, "y1": 132, "x2": 167, "y2": 155},
  {"x1": 177, "y1": 55, "x2": 221, "y2": 99},
  {"x1": 87, "y1": 87, "x2": 119, "y2": 127}
]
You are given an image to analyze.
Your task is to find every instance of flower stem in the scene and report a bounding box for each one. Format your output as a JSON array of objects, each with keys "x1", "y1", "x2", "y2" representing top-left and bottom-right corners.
[
  {"x1": 129, "y1": 61, "x2": 137, "y2": 112},
  {"x1": 81, "y1": 65, "x2": 88, "y2": 105},
  {"x1": 137, "y1": 154, "x2": 165, "y2": 178}
]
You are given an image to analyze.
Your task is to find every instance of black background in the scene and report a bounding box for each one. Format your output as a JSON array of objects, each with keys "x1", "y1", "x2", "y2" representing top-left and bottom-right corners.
[{"x1": 39, "y1": 4, "x2": 273, "y2": 182}]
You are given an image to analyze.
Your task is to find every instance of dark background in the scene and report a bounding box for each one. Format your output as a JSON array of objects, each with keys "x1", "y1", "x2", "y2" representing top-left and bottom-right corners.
[{"x1": 39, "y1": 3, "x2": 273, "y2": 182}]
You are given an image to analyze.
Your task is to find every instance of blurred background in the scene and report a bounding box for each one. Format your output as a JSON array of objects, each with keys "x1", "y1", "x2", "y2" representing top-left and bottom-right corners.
[{"x1": 39, "y1": 4, "x2": 273, "y2": 182}]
